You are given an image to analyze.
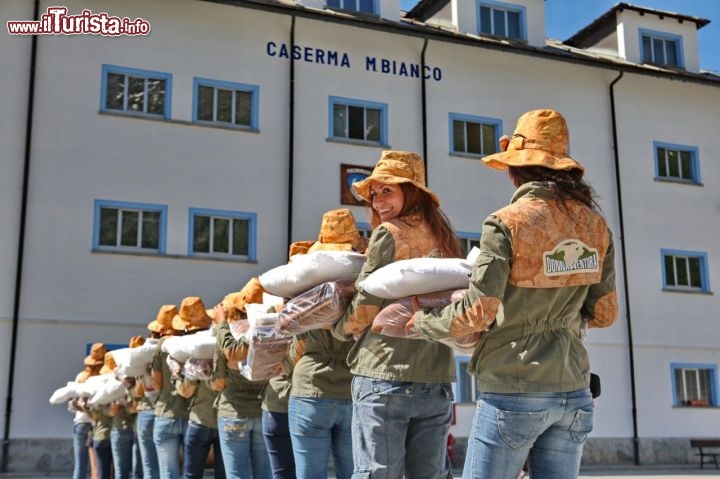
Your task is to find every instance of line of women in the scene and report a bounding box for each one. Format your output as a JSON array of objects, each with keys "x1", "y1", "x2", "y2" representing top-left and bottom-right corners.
[{"x1": 71, "y1": 108, "x2": 618, "y2": 479}]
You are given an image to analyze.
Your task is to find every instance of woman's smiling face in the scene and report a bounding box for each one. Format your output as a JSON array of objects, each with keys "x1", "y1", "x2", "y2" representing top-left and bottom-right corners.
[{"x1": 370, "y1": 181, "x2": 405, "y2": 222}]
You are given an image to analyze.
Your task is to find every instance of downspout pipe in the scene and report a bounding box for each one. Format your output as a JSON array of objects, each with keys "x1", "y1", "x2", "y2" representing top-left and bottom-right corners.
[
  {"x1": 420, "y1": 38, "x2": 429, "y2": 175},
  {"x1": 609, "y1": 70, "x2": 640, "y2": 465},
  {"x1": 2, "y1": 0, "x2": 40, "y2": 472},
  {"x1": 286, "y1": 15, "x2": 296, "y2": 252}
]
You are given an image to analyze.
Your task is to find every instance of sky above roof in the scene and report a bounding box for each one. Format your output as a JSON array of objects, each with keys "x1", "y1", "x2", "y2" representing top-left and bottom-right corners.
[{"x1": 399, "y1": 0, "x2": 720, "y2": 72}]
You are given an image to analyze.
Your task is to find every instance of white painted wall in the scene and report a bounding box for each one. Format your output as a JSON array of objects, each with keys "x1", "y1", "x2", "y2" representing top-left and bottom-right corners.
[{"x1": 617, "y1": 8, "x2": 701, "y2": 72}]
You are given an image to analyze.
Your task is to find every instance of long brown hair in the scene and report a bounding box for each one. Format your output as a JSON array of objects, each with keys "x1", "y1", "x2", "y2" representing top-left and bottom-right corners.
[
  {"x1": 369, "y1": 182, "x2": 463, "y2": 258},
  {"x1": 508, "y1": 165, "x2": 600, "y2": 213}
]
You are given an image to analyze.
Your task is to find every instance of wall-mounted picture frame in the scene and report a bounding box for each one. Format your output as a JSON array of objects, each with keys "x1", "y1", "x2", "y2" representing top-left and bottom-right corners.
[{"x1": 340, "y1": 164, "x2": 373, "y2": 206}]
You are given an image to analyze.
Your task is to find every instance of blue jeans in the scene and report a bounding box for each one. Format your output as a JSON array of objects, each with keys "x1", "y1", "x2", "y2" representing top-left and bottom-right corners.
[
  {"x1": 262, "y1": 411, "x2": 296, "y2": 479},
  {"x1": 73, "y1": 422, "x2": 92, "y2": 479},
  {"x1": 111, "y1": 428, "x2": 135, "y2": 479},
  {"x1": 136, "y1": 410, "x2": 159, "y2": 479},
  {"x1": 351, "y1": 376, "x2": 454, "y2": 479},
  {"x1": 184, "y1": 421, "x2": 225, "y2": 479},
  {"x1": 217, "y1": 416, "x2": 271, "y2": 479},
  {"x1": 93, "y1": 439, "x2": 113, "y2": 479},
  {"x1": 152, "y1": 416, "x2": 188, "y2": 479},
  {"x1": 133, "y1": 433, "x2": 143, "y2": 479},
  {"x1": 288, "y1": 396, "x2": 353, "y2": 479},
  {"x1": 462, "y1": 389, "x2": 594, "y2": 479}
]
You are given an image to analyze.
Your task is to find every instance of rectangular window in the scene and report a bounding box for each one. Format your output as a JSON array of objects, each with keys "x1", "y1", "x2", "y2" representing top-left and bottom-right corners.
[
  {"x1": 193, "y1": 78, "x2": 259, "y2": 129},
  {"x1": 478, "y1": 1, "x2": 524, "y2": 40},
  {"x1": 101, "y1": 65, "x2": 172, "y2": 118},
  {"x1": 640, "y1": 29, "x2": 683, "y2": 68},
  {"x1": 327, "y1": 0, "x2": 377, "y2": 15},
  {"x1": 329, "y1": 96, "x2": 387, "y2": 145},
  {"x1": 455, "y1": 357, "x2": 479, "y2": 403},
  {"x1": 661, "y1": 249, "x2": 710, "y2": 293},
  {"x1": 654, "y1": 142, "x2": 700, "y2": 184},
  {"x1": 458, "y1": 232, "x2": 481, "y2": 259},
  {"x1": 671, "y1": 363, "x2": 717, "y2": 407},
  {"x1": 93, "y1": 200, "x2": 167, "y2": 253},
  {"x1": 450, "y1": 114, "x2": 501, "y2": 157},
  {"x1": 189, "y1": 208, "x2": 257, "y2": 260}
]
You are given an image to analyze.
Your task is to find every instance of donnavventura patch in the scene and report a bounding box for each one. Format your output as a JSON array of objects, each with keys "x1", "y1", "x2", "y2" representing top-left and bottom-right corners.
[{"x1": 543, "y1": 240, "x2": 599, "y2": 276}]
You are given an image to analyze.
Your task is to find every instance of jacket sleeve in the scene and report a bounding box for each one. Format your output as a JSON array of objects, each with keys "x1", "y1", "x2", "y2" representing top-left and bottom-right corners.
[
  {"x1": 332, "y1": 226, "x2": 396, "y2": 339},
  {"x1": 414, "y1": 216, "x2": 509, "y2": 340},
  {"x1": 582, "y1": 230, "x2": 618, "y2": 329},
  {"x1": 216, "y1": 320, "x2": 248, "y2": 368}
]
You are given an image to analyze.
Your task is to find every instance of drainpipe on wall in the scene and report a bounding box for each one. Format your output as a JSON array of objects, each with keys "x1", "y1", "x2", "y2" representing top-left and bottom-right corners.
[
  {"x1": 2, "y1": 0, "x2": 40, "y2": 472},
  {"x1": 420, "y1": 38, "x2": 429, "y2": 178},
  {"x1": 609, "y1": 70, "x2": 640, "y2": 465},
  {"x1": 286, "y1": 15, "x2": 296, "y2": 252}
]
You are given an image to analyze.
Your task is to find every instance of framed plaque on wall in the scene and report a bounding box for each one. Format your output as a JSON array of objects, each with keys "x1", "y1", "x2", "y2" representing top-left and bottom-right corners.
[{"x1": 340, "y1": 164, "x2": 372, "y2": 206}]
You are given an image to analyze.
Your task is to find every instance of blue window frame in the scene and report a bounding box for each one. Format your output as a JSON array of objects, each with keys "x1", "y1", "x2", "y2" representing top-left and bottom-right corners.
[
  {"x1": 661, "y1": 249, "x2": 711, "y2": 293},
  {"x1": 193, "y1": 77, "x2": 259, "y2": 129},
  {"x1": 356, "y1": 222, "x2": 372, "y2": 239},
  {"x1": 671, "y1": 363, "x2": 718, "y2": 407},
  {"x1": 653, "y1": 141, "x2": 700, "y2": 184},
  {"x1": 450, "y1": 113, "x2": 502, "y2": 158},
  {"x1": 640, "y1": 29, "x2": 684, "y2": 68},
  {"x1": 189, "y1": 208, "x2": 257, "y2": 260},
  {"x1": 458, "y1": 231, "x2": 481, "y2": 259},
  {"x1": 93, "y1": 199, "x2": 167, "y2": 254},
  {"x1": 477, "y1": 0, "x2": 526, "y2": 41},
  {"x1": 455, "y1": 356, "x2": 478, "y2": 403},
  {"x1": 101, "y1": 65, "x2": 172, "y2": 118},
  {"x1": 329, "y1": 96, "x2": 388, "y2": 145},
  {"x1": 327, "y1": 0, "x2": 378, "y2": 15}
]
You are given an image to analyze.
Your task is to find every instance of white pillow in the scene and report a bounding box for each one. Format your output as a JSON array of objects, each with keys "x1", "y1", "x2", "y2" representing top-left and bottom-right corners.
[
  {"x1": 358, "y1": 257, "x2": 472, "y2": 299},
  {"x1": 162, "y1": 329, "x2": 216, "y2": 362},
  {"x1": 259, "y1": 251, "x2": 366, "y2": 298},
  {"x1": 88, "y1": 377, "x2": 126, "y2": 406},
  {"x1": 113, "y1": 342, "x2": 157, "y2": 377}
]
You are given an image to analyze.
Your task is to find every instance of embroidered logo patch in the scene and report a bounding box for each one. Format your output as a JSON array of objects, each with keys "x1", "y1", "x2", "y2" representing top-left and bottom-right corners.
[{"x1": 543, "y1": 240, "x2": 599, "y2": 276}]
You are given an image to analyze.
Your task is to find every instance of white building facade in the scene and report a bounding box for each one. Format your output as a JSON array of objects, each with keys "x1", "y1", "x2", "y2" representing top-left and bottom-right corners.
[{"x1": 1, "y1": 0, "x2": 718, "y2": 473}]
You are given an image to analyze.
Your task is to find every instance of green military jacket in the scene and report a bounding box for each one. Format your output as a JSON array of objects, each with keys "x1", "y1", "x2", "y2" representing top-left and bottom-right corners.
[
  {"x1": 214, "y1": 321, "x2": 266, "y2": 418},
  {"x1": 151, "y1": 338, "x2": 190, "y2": 419},
  {"x1": 414, "y1": 182, "x2": 618, "y2": 393},
  {"x1": 291, "y1": 329, "x2": 353, "y2": 399},
  {"x1": 333, "y1": 214, "x2": 455, "y2": 383}
]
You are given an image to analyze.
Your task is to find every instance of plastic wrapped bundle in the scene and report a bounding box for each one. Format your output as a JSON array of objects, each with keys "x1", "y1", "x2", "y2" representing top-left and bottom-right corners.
[
  {"x1": 371, "y1": 289, "x2": 482, "y2": 354},
  {"x1": 239, "y1": 312, "x2": 291, "y2": 381},
  {"x1": 183, "y1": 358, "x2": 214, "y2": 381},
  {"x1": 276, "y1": 280, "x2": 356, "y2": 335}
]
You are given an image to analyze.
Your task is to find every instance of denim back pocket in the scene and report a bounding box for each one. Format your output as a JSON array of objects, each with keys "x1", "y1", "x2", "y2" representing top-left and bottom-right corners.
[
  {"x1": 496, "y1": 408, "x2": 547, "y2": 449},
  {"x1": 569, "y1": 407, "x2": 593, "y2": 443}
]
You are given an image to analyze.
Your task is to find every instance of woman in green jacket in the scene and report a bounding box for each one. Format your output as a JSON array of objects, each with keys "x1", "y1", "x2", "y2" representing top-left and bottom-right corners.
[{"x1": 408, "y1": 109, "x2": 618, "y2": 479}]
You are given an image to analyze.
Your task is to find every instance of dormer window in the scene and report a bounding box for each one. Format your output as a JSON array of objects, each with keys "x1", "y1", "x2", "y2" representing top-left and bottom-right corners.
[
  {"x1": 327, "y1": 0, "x2": 377, "y2": 15},
  {"x1": 640, "y1": 29, "x2": 683, "y2": 68},
  {"x1": 478, "y1": 1, "x2": 525, "y2": 41}
]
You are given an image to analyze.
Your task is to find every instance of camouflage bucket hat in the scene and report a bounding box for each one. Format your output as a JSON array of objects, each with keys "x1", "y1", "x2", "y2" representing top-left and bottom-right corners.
[
  {"x1": 307, "y1": 208, "x2": 369, "y2": 254},
  {"x1": 223, "y1": 277, "x2": 265, "y2": 313},
  {"x1": 482, "y1": 109, "x2": 584, "y2": 175},
  {"x1": 172, "y1": 296, "x2": 212, "y2": 332},
  {"x1": 147, "y1": 304, "x2": 177, "y2": 335},
  {"x1": 84, "y1": 342, "x2": 107, "y2": 366},
  {"x1": 352, "y1": 150, "x2": 440, "y2": 206}
]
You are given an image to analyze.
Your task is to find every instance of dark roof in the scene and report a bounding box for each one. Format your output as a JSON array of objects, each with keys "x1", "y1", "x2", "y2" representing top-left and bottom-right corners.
[
  {"x1": 405, "y1": 0, "x2": 449, "y2": 20},
  {"x1": 565, "y1": 2, "x2": 710, "y2": 48},
  {"x1": 201, "y1": 0, "x2": 720, "y2": 85}
]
